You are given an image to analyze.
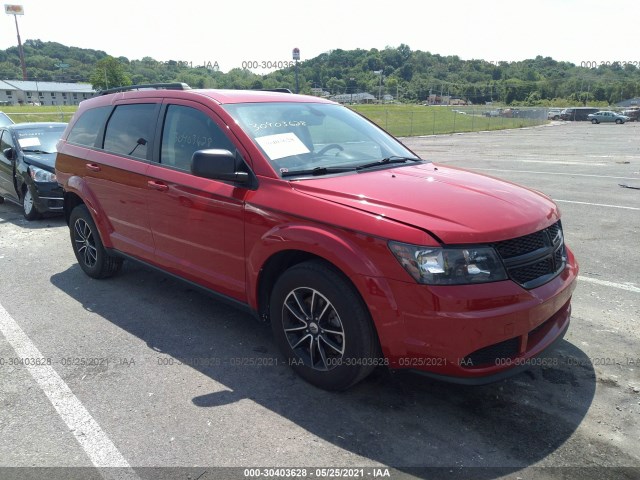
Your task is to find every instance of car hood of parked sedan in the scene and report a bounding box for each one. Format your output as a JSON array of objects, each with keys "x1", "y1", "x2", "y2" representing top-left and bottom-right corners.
[
  {"x1": 22, "y1": 152, "x2": 56, "y2": 172},
  {"x1": 292, "y1": 163, "x2": 560, "y2": 244}
]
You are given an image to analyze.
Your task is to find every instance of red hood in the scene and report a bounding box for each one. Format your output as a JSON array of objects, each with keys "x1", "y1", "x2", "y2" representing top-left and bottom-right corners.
[{"x1": 292, "y1": 163, "x2": 560, "y2": 244}]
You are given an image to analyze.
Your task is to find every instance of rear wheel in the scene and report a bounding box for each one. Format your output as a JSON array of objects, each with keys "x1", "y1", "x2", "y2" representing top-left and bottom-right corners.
[
  {"x1": 69, "y1": 204, "x2": 122, "y2": 279},
  {"x1": 270, "y1": 260, "x2": 379, "y2": 391}
]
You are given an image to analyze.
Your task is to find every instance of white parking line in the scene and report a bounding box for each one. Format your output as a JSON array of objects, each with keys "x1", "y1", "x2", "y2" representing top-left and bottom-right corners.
[
  {"x1": 468, "y1": 167, "x2": 638, "y2": 181},
  {"x1": 579, "y1": 277, "x2": 640, "y2": 294},
  {"x1": 0, "y1": 302, "x2": 139, "y2": 480},
  {"x1": 554, "y1": 199, "x2": 640, "y2": 211},
  {"x1": 520, "y1": 160, "x2": 607, "y2": 166}
]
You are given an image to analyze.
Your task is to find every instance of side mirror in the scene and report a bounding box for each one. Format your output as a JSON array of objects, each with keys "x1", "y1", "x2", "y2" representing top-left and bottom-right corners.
[
  {"x1": 2, "y1": 147, "x2": 14, "y2": 161},
  {"x1": 191, "y1": 149, "x2": 251, "y2": 185}
]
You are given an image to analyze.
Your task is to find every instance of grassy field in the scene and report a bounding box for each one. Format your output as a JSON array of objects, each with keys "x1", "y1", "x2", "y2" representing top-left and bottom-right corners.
[
  {"x1": 350, "y1": 104, "x2": 547, "y2": 136},
  {"x1": 1, "y1": 104, "x2": 548, "y2": 136},
  {"x1": 1, "y1": 105, "x2": 76, "y2": 123}
]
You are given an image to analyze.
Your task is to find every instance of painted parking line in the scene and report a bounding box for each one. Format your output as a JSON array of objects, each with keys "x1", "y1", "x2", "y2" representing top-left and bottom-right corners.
[
  {"x1": 554, "y1": 199, "x2": 640, "y2": 211},
  {"x1": 468, "y1": 167, "x2": 638, "y2": 181},
  {"x1": 0, "y1": 302, "x2": 139, "y2": 480},
  {"x1": 520, "y1": 160, "x2": 608, "y2": 166},
  {"x1": 579, "y1": 276, "x2": 640, "y2": 294}
]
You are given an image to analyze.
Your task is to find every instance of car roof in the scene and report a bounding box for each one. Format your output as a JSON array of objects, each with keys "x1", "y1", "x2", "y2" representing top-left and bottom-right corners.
[
  {"x1": 83, "y1": 87, "x2": 336, "y2": 107},
  {"x1": 195, "y1": 89, "x2": 336, "y2": 105}
]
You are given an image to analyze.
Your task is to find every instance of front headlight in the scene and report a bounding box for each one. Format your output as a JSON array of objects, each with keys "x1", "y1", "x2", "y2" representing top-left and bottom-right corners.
[
  {"x1": 28, "y1": 165, "x2": 56, "y2": 183},
  {"x1": 388, "y1": 241, "x2": 508, "y2": 285}
]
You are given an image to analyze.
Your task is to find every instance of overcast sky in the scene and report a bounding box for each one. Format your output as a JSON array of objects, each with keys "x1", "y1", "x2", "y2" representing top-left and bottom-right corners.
[{"x1": 1, "y1": 0, "x2": 637, "y2": 73}]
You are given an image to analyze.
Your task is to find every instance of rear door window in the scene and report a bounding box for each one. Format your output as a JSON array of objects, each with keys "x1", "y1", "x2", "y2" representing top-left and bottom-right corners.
[{"x1": 103, "y1": 104, "x2": 158, "y2": 160}]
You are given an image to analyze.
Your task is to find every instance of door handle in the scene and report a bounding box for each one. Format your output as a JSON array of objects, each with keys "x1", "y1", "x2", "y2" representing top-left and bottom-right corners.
[
  {"x1": 147, "y1": 180, "x2": 169, "y2": 192},
  {"x1": 85, "y1": 163, "x2": 101, "y2": 172}
]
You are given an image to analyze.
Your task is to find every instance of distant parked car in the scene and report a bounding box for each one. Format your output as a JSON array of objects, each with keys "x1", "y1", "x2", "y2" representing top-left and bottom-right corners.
[
  {"x1": 587, "y1": 111, "x2": 630, "y2": 124},
  {"x1": 0, "y1": 111, "x2": 14, "y2": 127},
  {"x1": 560, "y1": 107, "x2": 600, "y2": 121},
  {"x1": 621, "y1": 108, "x2": 640, "y2": 122},
  {"x1": 0, "y1": 122, "x2": 66, "y2": 219},
  {"x1": 547, "y1": 108, "x2": 563, "y2": 120}
]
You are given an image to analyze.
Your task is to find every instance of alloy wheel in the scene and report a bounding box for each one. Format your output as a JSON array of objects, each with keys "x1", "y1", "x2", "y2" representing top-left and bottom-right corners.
[
  {"x1": 282, "y1": 287, "x2": 345, "y2": 371},
  {"x1": 73, "y1": 218, "x2": 98, "y2": 268}
]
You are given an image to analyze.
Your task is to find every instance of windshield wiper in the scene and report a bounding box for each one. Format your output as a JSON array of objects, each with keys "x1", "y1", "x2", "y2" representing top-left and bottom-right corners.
[
  {"x1": 355, "y1": 156, "x2": 421, "y2": 171},
  {"x1": 22, "y1": 149, "x2": 53, "y2": 154},
  {"x1": 281, "y1": 166, "x2": 356, "y2": 177}
]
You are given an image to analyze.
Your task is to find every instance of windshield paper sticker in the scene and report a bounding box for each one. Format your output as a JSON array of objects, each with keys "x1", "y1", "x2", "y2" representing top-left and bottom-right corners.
[
  {"x1": 255, "y1": 133, "x2": 310, "y2": 160},
  {"x1": 18, "y1": 137, "x2": 42, "y2": 148}
]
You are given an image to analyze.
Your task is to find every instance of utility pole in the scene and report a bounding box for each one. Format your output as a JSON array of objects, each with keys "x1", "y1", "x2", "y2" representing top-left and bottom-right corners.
[
  {"x1": 350, "y1": 77, "x2": 354, "y2": 104},
  {"x1": 292, "y1": 48, "x2": 300, "y2": 94},
  {"x1": 5, "y1": 5, "x2": 27, "y2": 80},
  {"x1": 373, "y1": 70, "x2": 383, "y2": 102}
]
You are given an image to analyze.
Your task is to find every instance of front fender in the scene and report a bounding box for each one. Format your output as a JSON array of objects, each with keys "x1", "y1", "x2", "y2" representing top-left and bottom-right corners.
[
  {"x1": 246, "y1": 221, "x2": 391, "y2": 307},
  {"x1": 246, "y1": 221, "x2": 406, "y2": 360}
]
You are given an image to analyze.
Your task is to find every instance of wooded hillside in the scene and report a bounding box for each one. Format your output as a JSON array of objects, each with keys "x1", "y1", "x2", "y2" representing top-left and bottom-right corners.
[{"x1": 1, "y1": 40, "x2": 638, "y2": 105}]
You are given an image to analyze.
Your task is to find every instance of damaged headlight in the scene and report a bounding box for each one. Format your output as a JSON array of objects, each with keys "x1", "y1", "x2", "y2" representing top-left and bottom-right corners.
[
  {"x1": 388, "y1": 241, "x2": 508, "y2": 285},
  {"x1": 28, "y1": 165, "x2": 56, "y2": 183}
]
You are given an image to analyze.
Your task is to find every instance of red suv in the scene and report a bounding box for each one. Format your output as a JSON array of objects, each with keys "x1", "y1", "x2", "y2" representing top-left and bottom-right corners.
[{"x1": 55, "y1": 83, "x2": 578, "y2": 390}]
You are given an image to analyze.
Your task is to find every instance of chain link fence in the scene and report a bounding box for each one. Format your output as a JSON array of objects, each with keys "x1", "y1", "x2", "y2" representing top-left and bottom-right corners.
[{"x1": 349, "y1": 105, "x2": 549, "y2": 136}]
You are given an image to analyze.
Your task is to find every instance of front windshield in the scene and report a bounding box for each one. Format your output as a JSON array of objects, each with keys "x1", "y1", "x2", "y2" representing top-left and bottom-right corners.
[
  {"x1": 223, "y1": 102, "x2": 421, "y2": 176},
  {"x1": 16, "y1": 125, "x2": 66, "y2": 154}
]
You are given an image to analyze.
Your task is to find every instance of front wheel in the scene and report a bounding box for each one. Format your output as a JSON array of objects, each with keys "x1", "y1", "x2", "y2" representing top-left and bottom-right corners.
[
  {"x1": 615, "y1": 119, "x2": 623, "y2": 124},
  {"x1": 69, "y1": 204, "x2": 122, "y2": 279},
  {"x1": 22, "y1": 186, "x2": 40, "y2": 221},
  {"x1": 591, "y1": 119, "x2": 598, "y2": 124},
  {"x1": 270, "y1": 261, "x2": 379, "y2": 391}
]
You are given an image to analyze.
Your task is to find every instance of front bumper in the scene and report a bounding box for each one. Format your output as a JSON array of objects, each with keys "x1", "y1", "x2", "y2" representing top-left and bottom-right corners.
[
  {"x1": 354, "y1": 247, "x2": 578, "y2": 382},
  {"x1": 32, "y1": 181, "x2": 64, "y2": 213}
]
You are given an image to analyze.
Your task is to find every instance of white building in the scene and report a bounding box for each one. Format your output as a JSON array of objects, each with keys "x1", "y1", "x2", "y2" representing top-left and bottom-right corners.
[{"x1": 0, "y1": 80, "x2": 94, "y2": 106}]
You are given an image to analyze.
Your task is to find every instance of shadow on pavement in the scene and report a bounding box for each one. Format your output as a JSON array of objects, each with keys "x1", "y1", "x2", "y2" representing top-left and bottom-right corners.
[
  {"x1": 0, "y1": 201, "x2": 65, "y2": 230},
  {"x1": 50, "y1": 261, "x2": 596, "y2": 480}
]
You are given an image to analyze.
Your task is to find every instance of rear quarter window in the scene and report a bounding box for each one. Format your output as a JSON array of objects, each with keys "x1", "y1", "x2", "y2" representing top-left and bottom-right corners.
[{"x1": 67, "y1": 106, "x2": 111, "y2": 147}]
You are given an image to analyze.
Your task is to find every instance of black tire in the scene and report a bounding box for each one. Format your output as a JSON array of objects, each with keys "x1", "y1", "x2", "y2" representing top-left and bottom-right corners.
[
  {"x1": 591, "y1": 119, "x2": 598, "y2": 124},
  {"x1": 615, "y1": 119, "x2": 623, "y2": 124},
  {"x1": 270, "y1": 260, "x2": 379, "y2": 391},
  {"x1": 22, "y1": 185, "x2": 41, "y2": 221},
  {"x1": 69, "y1": 204, "x2": 122, "y2": 279}
]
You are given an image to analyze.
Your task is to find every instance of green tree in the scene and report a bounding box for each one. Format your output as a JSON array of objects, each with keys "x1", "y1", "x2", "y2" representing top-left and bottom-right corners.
[{"x1": 89, "y1": 56, "x2": 132, "y2": 90}]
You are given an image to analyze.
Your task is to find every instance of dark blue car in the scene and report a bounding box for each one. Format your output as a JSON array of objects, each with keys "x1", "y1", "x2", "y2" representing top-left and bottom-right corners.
[{"x1": 0, "y1": 122, "x2": 66, "y2": 220}]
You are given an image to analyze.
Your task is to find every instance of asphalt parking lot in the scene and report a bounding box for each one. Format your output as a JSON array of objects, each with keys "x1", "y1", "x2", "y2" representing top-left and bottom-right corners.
[{"x1": 0, "y1": 120, "x2": 639, "y2": 480}]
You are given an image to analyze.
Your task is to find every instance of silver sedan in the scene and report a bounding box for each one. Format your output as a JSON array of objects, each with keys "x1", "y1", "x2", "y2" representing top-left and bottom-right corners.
[{"x1": 587, "y1": 111, "x2": 630, "y2": 124}]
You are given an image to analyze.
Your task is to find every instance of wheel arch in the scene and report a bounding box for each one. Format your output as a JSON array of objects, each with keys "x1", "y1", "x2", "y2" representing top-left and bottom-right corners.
[
  {"x1": 256, "y1": 249, "x2": 363, "y2": 323},
  {"x1": 249, "y1": 224, "x2": 390, "y2": 321},
  {"x1": 62, "y1": 176, "x2": 114, "y2": 248}
]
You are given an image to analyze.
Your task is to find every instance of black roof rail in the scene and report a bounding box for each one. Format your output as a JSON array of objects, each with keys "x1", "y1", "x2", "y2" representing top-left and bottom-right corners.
[
  {"x1": 253, "y1": 88, "x2": 293, "y2": 94},
  {"x1": 97, "y1": 83, "x2": 192, "y2": 96}
]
